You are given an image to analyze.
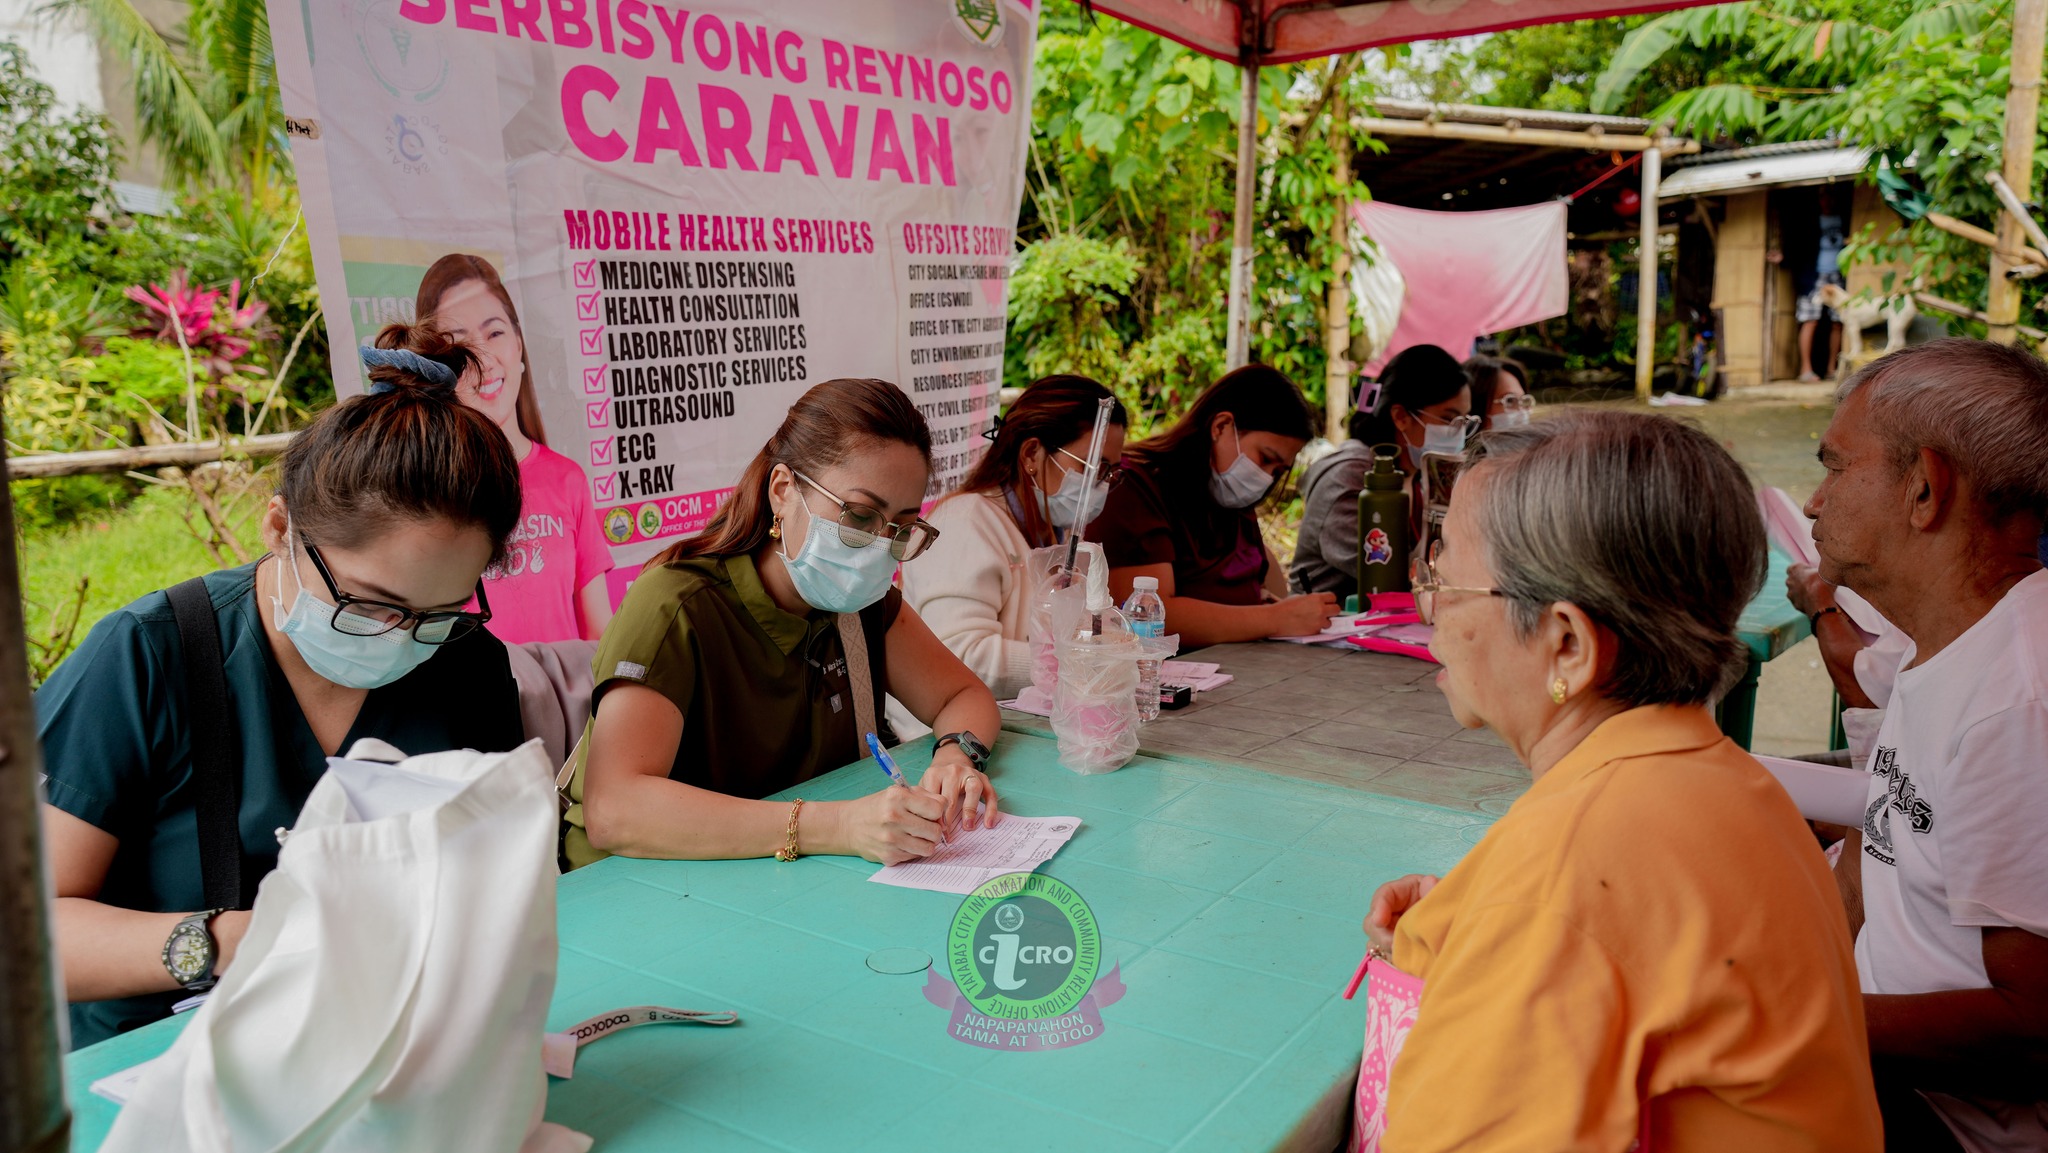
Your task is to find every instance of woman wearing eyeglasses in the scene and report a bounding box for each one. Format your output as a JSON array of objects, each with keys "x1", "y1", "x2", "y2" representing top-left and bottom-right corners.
[
  {"x1": 894, "y1": 376, "x2": 1127, "y2": 719},
  {"x1": 1289, "y1": 345, "x2": 1474, "y2": 602},
  {"x1": 560, "y1": 377, "x2": 1001, "y2": 870},
  {"x1": 36, "y1": 329, "x2": 527, "y2": 1048},
  {"x1": 1462, "y1": 354, "x2": 1535, "y2": 431},
  {"x1": 1361, "y1": 411, "x2": 1881, "y2": 1150}
]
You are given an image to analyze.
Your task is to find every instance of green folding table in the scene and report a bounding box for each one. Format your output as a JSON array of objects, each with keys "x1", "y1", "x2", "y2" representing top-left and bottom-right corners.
[{"x1": 65, "y1": 730, "x2": 1490, "y2": 1151}]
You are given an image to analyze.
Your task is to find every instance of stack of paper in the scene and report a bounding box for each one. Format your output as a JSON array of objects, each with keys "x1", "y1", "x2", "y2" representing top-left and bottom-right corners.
[{"x1": 870, "y1": 814, "x2": 1082, "y2": 894}]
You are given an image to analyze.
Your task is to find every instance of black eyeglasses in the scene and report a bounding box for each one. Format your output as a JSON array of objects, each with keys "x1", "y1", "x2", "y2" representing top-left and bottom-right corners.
[
  {"x1": 792, "y1": 470, "x2": 941, "y2": 561},
  {"x1": 303, "y1": 542, "x2": 492, "y2": 644}
]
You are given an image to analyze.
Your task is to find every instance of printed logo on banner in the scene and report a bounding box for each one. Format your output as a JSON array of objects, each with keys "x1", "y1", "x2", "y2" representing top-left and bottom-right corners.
[
  {"x1": 602, "y1": 507, "x2": 634, "y2": 545},
  {"x1": 950, "y1": 0, "x2": 1005, "y2": 46},
  {"x1": 922, "y1": 872, "x2": 1124, "y2": 1050},
  {"x1": 636, "y1": 503, "x2": 665, "y2": 540},
  {"x1": 355, "y1": 0, "x2": 449, "y2": 101},
  {"x1": 382, "y1": 113, "x2": 450, "y2": 176}
]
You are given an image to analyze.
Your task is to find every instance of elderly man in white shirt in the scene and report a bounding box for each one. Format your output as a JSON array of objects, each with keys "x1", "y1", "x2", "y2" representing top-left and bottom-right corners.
[{"x1": 1805, "y1": 338, "x2": 2048, "y2": 1153}]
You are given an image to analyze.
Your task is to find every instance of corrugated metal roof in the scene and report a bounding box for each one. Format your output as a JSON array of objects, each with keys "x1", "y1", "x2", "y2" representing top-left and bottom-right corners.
[
  {"x1": 1367, "y1": 98, "x2": 1658, "y2": 136},
  {"x1": 1658, "y1": 146, "x2": 1868, "y2": 198}
]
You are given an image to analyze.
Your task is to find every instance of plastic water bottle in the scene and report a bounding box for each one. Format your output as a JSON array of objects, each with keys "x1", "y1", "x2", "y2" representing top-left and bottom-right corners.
[{"x1": 1123, "y1": 576, "x2": 1166, "y2": 722}]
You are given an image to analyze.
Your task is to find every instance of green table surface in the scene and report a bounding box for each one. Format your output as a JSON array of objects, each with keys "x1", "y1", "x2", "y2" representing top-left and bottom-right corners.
[
  {"x1": 66, "y1": 730, "x2": 1490, "y2": 1152},
  {"x1": 1739, "y1": 549, "x2": 1811, "y2": 664}
]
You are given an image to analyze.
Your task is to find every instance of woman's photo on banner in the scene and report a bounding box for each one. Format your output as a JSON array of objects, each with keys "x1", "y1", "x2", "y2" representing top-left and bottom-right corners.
[{"x1": 416, "y1": 253, "x2": 616, "y2": 643}]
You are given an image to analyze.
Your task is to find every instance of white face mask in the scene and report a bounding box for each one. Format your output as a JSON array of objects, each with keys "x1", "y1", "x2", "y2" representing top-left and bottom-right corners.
[
  {"x1": 1209, "y1": 425, "x2": 1275, "y2": 508},
  {"x1": 1406, "y1": 411, "x2": 1479, "y2": 468},
  {"x1": 1039, "y1": 449, "x2": 1110, "y2": 530},
  {"x1": 269, "y1": 521, "x2": 440, "y2": 690}
]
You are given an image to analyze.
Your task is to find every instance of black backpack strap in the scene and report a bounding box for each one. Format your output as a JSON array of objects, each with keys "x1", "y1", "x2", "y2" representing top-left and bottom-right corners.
[{"x1": 165, "y1": 577, "x2": 244, "y2": 910}]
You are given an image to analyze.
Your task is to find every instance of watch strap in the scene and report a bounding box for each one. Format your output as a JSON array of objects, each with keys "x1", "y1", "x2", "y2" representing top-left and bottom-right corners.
[{"x1": 936, "y1": 732, "x2": 989, "y2": 770}]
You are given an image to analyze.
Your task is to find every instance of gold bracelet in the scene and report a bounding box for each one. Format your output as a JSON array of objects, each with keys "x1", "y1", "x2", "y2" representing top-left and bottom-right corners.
[{"x1": 774, "y1": 798, "x2": 805, "y2": 862}]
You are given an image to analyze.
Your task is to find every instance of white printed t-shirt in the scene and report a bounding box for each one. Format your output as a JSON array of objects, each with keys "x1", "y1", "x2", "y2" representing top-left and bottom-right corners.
[{"x1": 1856, "y1": 568, "x2": 2048, "y2": 1152}]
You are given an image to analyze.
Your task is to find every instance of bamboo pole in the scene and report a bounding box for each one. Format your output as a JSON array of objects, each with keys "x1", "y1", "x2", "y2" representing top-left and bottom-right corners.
[
  {"x1": 1988, "y1": 172, "x2": 2048, "y2": 260},
  {"x1": 1350, "y1": 115, "x2": 1700, "y2": 155},
  {"x1": 1635, "y1": 143, "x2": 1664, "y2": 402},
  {"x1": 4, "y1": 432, "x2": 296, "y2": 481},
  {"x1": 0, "y1": 432, "x2": 72, "y2": 1153},
  {"x1": 1227, "y1": 59, "x2": 1261, "y2": 370},
  {"x1": 1923, "y1": 211, "x2": 2047, "y2": 265},
  {"x1": 1988, "y1": 0, "x2": 2048, "y2": 344},
  {"x1": 1323, "y1": 71, "x2": 1354, "y2": 441},
  {"x1": 1914, "y1": 290, "x2": 2048, "y2": 340}
]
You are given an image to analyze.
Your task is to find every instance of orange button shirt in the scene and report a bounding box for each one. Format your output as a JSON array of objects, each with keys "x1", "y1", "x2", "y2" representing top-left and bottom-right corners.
[{"x1": 1387, "y1": 706, "x2": 1882, "y2": 1153}]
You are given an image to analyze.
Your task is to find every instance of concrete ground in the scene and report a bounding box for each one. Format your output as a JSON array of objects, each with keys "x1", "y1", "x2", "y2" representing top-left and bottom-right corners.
[{"x1": 1582, "y1": 384, "x2": 1842, "y2": 756}]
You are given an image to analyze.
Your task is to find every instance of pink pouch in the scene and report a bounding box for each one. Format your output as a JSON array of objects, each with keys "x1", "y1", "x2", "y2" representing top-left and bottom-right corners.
[
  {"x1": 1350, "y1": 950, "x2": 1424, "y2": 1153},
  {"x1": 1345, "y1": 950, "x2": 1652, "y2": 1152}
]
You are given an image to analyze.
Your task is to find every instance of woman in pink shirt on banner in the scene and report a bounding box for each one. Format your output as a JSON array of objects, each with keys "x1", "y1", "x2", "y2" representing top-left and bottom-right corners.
[{"x1": 416, "y1": 253, "x2": 615, "y2": 642}]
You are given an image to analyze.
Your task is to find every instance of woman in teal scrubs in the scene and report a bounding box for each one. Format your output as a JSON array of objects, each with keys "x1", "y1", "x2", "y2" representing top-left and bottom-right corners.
[{"x1": 36, "y1": 330, "x2": 528, "y2": 1048}]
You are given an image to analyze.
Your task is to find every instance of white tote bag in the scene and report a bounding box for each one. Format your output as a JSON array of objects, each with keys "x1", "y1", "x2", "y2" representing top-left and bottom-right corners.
[{"x1": 104, "y1": 738, "x2": 583, "y2": 1153}]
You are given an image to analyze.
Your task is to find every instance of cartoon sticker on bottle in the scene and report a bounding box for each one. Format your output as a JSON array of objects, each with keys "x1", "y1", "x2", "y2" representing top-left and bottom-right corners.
[{"x1": 1364, "y1": 527, "x2": 1393, "y2": 566}]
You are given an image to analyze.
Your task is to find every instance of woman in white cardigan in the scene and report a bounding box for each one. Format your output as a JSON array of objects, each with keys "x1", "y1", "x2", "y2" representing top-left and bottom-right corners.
[{"x1": 897, "y1": 376, "x2": 1127, "y2": 714}]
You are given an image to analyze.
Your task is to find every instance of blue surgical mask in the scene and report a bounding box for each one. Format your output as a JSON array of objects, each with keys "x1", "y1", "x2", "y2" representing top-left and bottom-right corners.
[
  {"x1": 268, "y1": 523, "x2": 439, "y2": 690},
  {"x1": 1041, "y1": 454, "x2": 1109, "y2": 530},
  {"x1": 1208, "y1": 425, "x2": 1275, "y2": 509},
  {"x1": 779, "y1": 505, "x2": 899, "y2": 614}
]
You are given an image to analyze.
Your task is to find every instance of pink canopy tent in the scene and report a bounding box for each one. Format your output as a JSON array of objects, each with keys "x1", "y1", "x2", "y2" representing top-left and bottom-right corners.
[{"x1": 1068, "y1": 0, "x2": 1726, "y2": 369}]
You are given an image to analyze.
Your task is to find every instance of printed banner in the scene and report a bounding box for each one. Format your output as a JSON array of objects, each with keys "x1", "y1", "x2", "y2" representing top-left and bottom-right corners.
[{"x1": 266, "y1": 0, "x2": 1034, "y2": 610}]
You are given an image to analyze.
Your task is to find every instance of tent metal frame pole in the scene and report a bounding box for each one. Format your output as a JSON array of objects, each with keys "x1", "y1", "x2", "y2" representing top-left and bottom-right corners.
[
  {"x1": 1227, "y1": 58, "x2": 1260, "y2": 370},
  {"x1": 0, "y1": 433, "x2": 72, "y2": 1153},
  {"x1": 1634, "y1": 142, "x2": 1664, "y2": 402}
]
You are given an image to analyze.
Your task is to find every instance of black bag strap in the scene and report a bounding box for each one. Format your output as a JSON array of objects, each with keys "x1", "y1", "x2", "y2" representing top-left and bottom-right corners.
[{"x1": 165, "y1": 577, "x2": 244, "y2": 910}]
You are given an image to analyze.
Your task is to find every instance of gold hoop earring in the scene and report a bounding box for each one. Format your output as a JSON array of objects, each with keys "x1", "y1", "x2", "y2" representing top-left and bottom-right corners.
[
  {"x1": 768, "y1": 516, "x2": 781, "y2": 541},
  {"x1": 1550, "y1": 677, "x2": 1568, "y2": 704}
]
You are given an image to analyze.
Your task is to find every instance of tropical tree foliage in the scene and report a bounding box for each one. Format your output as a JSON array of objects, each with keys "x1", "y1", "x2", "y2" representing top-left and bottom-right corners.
[
  {"x1": 1591, "y1": 0, "x2": 2036, "y2": 319},
  {"x1": 45, "y1": 0, "x2": 286, "y2": 197},
  {"x1": 1010, "y1": 8, "x2": 1374, "y2": 430}
]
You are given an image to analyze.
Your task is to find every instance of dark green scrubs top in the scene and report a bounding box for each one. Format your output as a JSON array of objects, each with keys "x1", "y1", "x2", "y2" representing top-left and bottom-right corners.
[
  {"x1": 35, "y1": 560, "x2": 524, "y2": 1049},
  {"x1": 560, "y1": 553, "x2": 898, "y2": 869}
]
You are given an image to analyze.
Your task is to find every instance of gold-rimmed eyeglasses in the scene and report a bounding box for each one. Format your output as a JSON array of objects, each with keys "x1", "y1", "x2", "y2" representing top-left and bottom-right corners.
[
  {"x1": 1412, "y1": 539, "x2": 1505, "y2": 625},
  {"x1": 792, "y1": 470, "x2": 941, "y2": 562}
]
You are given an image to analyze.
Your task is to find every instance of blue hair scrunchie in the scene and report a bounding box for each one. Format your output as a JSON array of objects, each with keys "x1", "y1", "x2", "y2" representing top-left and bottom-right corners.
[{"x1": 359, "y1": 345, "x2": 457, "y2": 389}]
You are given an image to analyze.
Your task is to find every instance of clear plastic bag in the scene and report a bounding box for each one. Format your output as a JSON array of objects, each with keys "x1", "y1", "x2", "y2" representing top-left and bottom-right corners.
[
  {"x1": 1018, "y1": 542, "x2": 1101, "y2": 714},
  {"x1": 1052, "y1": 601, "x2": 1142, "y2": 775}
]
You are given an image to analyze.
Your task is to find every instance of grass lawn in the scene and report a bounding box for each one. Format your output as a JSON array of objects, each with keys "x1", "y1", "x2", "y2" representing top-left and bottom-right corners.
[{"x1": 15, "y1": 486, "x2": 260, "y2": 682}]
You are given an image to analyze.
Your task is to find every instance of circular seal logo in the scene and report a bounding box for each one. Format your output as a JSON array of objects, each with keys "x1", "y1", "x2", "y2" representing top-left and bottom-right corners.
[
  {"x1": 635, "y1": 502, "x2": 664, "y2": 540},
  {"x1": 603, "y1": 506, "x2": 634, "y2": 544},
  {"x1": 947, "y1": 873, "x2": 1100, "y2": 1019},
  {"x1": 356, "y1": 0, "x2": 450, "y2": 101},
  {"x1": 949, "y1": 0, "x2": 1004, "y2": 46}
]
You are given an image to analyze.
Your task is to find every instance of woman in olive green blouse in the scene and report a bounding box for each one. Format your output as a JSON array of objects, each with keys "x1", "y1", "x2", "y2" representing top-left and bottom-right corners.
[{"x1": 562, "y1": 378, "x2": 1001, "y2": 869}]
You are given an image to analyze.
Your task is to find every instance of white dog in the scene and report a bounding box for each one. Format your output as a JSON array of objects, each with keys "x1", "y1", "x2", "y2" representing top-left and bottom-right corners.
[{"x1": 1818, "y1": 282, "x2": 1916, "y2": 371}]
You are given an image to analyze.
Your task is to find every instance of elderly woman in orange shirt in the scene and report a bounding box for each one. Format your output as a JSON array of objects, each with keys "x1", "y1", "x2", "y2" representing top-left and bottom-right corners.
[{"x1": 1363, "y1": 410, "x2": 1882, "y2": 1152}]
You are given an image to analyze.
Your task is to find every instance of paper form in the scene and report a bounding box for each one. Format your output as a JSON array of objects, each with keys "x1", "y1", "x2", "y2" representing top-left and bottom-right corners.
[{"x1": 869, "y1": 814, "x2": 1082, "y2": 894}]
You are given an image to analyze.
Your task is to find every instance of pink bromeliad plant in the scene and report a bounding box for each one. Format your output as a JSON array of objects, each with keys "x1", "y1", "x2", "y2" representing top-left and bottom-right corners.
[{"x1": 125, "y1": 269, "x2": 270, "y2": 380}]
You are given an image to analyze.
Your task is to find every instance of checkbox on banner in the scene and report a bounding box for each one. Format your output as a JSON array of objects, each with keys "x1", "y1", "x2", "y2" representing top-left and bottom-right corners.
[
  {"x1": 577, "y1": 293, "x2": 601, "y2": 321},
  {"x1": 579, "y1": 326, "x2": 604, "y2": 356},
  {"x1": 574, "y1": 259, "x2": 597, "y2": 288},
  {"x1": 593, "y1": 473, "x2": 616, "y2": 502},
  {"x1": 585, "y1": 400, "x2": 609, "y2": 428},
  {"x1": 583, "y1": 364, "x2": 607, "y2": 393},
  {"x1": 590, "y1": 437, "x2": 614, "y2": 466}
]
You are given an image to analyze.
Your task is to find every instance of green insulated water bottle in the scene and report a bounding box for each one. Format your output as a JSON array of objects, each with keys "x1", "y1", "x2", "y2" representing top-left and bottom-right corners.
[{"x1": 1358, "y1": 445, "x2": 1411, "y2": 596}]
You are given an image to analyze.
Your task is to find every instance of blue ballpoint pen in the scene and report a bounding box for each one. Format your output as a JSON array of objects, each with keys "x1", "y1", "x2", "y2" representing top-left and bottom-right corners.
[{"x1": 866, "y1": 732, "x2": 906, "y2": 786}]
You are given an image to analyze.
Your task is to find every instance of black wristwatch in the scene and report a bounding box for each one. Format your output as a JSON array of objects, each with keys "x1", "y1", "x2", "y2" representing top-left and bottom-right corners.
[
  {"x1": 935, "y1": 731, "x2": 991, "y2": 771},
  {"x1": 162, "y1": 908, "x2": 226, "y2": 991}
]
